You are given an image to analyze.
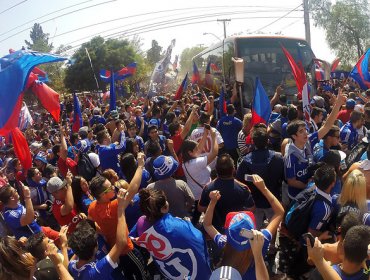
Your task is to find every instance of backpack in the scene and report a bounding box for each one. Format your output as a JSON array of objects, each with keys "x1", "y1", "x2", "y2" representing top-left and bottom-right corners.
[
  {"x1": 77, "y1": 153, "x2": 96, "y2": 181},
  {"x1": 345, "y1": 141, "x2": 368, "y2": 172},
  {"x1": 285, "y1": 187, "x2": 323, "y2": 240}
]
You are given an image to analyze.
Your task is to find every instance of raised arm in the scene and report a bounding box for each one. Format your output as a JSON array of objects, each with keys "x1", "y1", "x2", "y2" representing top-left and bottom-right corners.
[
  {"x1": 207, "y1": 128, "x2": 219, "y2": 165},
  {"x1": 250, "y1": 230, "x2": 270, "y2": 280},
  {"x1": 20, "y1": 183, "x2": 36, "y2": 226},
  {"x1": 270, "y1": 85, "x2": 283, "y2": 108},
  {"x1": 60, "y1": 172, "x2": 74, "y2": 216},
  {"x1": 59, "y1": 125, "x2": 68, "y2": 160},
  {"x1": 252, "y1": 174, "x2": 284, "y2": 238},
  {"x1": 180, "y1": 106, "x2": 197, "y2": 139},
  {"x1": 307, "y1": 238, "x2": 341, "y2": 280},
  {"x1": 317, "y1": 90, "x2": 346, "y2": 140},
  {"x1": 108, "y1": 188, "x2": 130, "y2": 263},
  {"x1": 203, "y1": 190, "x2": 221, "y2": 239},
  {"x1": 126, "y1": 152, "x2": 144, "y2": 202}
]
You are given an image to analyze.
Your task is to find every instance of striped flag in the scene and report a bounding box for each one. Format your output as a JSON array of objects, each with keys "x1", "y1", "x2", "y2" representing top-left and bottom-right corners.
[{"x1": 18, "y1": 102, "x2": 34, "y2": 130}]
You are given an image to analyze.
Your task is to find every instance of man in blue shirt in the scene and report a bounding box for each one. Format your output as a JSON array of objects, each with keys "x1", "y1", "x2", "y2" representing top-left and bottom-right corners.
[
  {"x1": 308, "y1": 164, "x2": 335, "y2": 238},
  {"x1": 216, "y1": 104, "x2": 242, "y2": 163},
  {"x1": 68, "y1": 189, "x2": 130, "y2": 280},
  {"x1": 340, "y1": 110, "x2": 364, "y2": 153},
  {"x1": 90, "y1": 108, "x2": 106, "y2": 126},
  {"x1": 313, "y1": 125, "x2": 341, "y2": 162},
  {"x1": 284, "y1": 92, "x2": 345, "y2": 199},
  {"x1": 96, "y1": 128, "x2": 126, "y2": 174}
]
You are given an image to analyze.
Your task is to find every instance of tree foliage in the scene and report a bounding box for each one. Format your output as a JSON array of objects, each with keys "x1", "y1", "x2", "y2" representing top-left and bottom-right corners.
[
  {"x1": 25, "y1": 23, "x2": 53, "y2": 52},
  {"x1": 64, "y1": 36, "x2": 149, "y2": 92},
  {"x1": 179, "y1": 46, "x2": 207, "y2": 76},
  {"x1": 146, "y1": 40, "x2": 162, "y2": 66},
  {"x1": 310, "y1": 0, "x2": 370, "y2": 65}
]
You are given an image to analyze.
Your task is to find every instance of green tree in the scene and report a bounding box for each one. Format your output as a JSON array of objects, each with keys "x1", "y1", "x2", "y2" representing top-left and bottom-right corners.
[
  {"x1": 24, "y1": 23, "x2": 53, "y2": 52},
  {"x1": 146, "y1": 40, "x2": 162, "y2": 66},
  {"x1": 310, "y1": 0, "x2": 370, "y2": 64},
  {"x1": 179, "y1": 46, "x2": 207, "y2": 76},
  {"x1": 64, "y1": 36, "x2": 147, "y2": 92}
]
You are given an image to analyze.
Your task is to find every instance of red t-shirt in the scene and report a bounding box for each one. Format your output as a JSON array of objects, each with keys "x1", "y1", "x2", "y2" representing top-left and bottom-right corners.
[
  {"x1": 52, "y1": 199, "x2": 81, "y2": 233},
  {"x1": 57, "y1": 157, "x2": 78, "y2": 178},
  {"x1": 171, "y1": 133, "x2": 185, "y2": 177},
  {"x1": 337, "y1": 109, "x2": 353, "y2": 124}
]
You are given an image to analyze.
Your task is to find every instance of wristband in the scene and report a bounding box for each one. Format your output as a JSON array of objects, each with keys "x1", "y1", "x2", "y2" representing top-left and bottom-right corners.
[{"x1": 24, "y1": 196, "x2": 31, "y2": 199}]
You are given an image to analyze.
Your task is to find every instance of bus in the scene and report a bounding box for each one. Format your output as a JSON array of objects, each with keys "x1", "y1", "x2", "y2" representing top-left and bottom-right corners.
[{"x1": 192, "y1": 35, "x2": 315, "y2": 105}]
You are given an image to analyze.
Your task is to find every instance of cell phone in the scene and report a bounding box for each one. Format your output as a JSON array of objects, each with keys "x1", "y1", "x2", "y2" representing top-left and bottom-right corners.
[
  {"x1": 204, "y1": 124, "x2": 211, "y2": 130},
  {"x1": 239, "y1": 228, "x2": 254, "y2": 239},
  {"x1": 302, "y1": 232, "x2": 315, "y2": 247},
  {"x1": 244, "y1": 174, "x2": 254, "y2": 182}
]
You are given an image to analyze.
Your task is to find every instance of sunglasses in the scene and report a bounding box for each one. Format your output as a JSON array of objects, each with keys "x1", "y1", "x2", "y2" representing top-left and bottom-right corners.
[{"x1": 101, "y1": 184, "x2": 114, "y2": 195}]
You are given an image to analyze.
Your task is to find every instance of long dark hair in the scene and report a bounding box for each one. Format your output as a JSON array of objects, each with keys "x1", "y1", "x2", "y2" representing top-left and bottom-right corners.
[
  {"x1": 120, "y1": 153, "x2": 137, "y2": 183},
  {"x1": 125, "y1": 138, "x2": 138, "y2": 157},
  {"x1": 181, "y1": 139, "x2": 198, "y2": 163},
  {"x1": 71, "y1": 176, "x2": 86, "y2": 214},
  {"x1": 139, "y1": 188, "x2": 167, "y2": 223}
]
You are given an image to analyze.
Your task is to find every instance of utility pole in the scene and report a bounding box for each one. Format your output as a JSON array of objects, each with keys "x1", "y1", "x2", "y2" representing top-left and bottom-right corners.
[
  {"x1": 303, "y1": 0, "x2": 311, "y2": 45},
  {"x1": 217, "y1": 19, "x2": 231, "y2": 39}
]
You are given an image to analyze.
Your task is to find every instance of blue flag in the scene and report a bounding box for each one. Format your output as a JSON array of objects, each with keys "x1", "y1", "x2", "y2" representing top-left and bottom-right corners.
[
  {"x1": 349, "y1": 49, "x2": 370, "y2": 90},
  {"x1": 72, "y1": 93, "x2": 82, "y2": 132},
  {"x1": 109, "y1": 71, "x2": 116, "y2": 111},
  {"x1": 251, "y1": 77, "x2": 271, "y2": 126},
  {"x1": 0, "y1": 49, "x2": 67, "y2": 134}
]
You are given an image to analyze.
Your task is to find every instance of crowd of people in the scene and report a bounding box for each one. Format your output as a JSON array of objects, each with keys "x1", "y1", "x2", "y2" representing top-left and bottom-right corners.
[{"x1": 0, "y1": 79, "x2": 370, "y2": 280}]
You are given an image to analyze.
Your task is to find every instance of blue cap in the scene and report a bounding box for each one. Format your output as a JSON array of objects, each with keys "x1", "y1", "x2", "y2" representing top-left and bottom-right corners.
[
  {"x1": 225, "y1": 212, "x2": 256, "y2": 251},
  {"x1": 153, "y1": 155, "x2": 179, "y2": 180},
  {"x1": 76, "y1": 140, "x2": 90, "y2": 153},
  {"x1": 346, "y1": 99, "x2": 356, "y2": 109}
]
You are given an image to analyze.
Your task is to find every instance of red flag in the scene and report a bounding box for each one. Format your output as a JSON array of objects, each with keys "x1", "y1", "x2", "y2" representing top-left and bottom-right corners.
[
  {"x1": 32, "y1": 82, "x2": 60, "y2": 122},
  {"x1": 331, "y1": 58, "x2": 340, "y2": 72},
  {"x1": 281, "y1": 46, "x2": 310, "y2": 125},
  {"x1": 11, "y1": 128, "x2": 32, "y2": 171}
]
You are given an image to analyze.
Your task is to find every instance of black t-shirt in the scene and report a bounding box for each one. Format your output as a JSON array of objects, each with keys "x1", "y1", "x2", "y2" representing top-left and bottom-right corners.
[
  {"x1": 199, "y1": 178, "x2": 255, "y2": 233},
  {"x1": 236, "y1": 149, "x2": 284, "y2": 208}
]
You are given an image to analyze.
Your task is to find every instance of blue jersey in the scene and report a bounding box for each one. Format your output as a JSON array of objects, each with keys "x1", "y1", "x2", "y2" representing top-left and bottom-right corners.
[
  {"x1": 284, "y1": 132, "x2": 318, "y2": 198},
  {"x1": 309, "y1": 188, "x2": 332, "y2": 232},
  {"x1": 340, "y1": 122, "x2": 358, "y2": 150},
  {"x1": 68, "y1": 255, "x2": 118, "y2": 280},
  {"x1": 3, "y1": 203, "x2": 41, "y2": 239},
  {"x1": 89, "y1": 115, "x2": 106, "y2": 126},
  {"x1": 332, "y1": 264, "x2": 369, "y2": 280},
  {"x1": 313, "y1": 140, "x2": 329, "y2": 163},
  {"x1": 216, "y1": 115, "x2": 243, "y2": 149},
  {"x1": 97, "y1": 132, "x2": 126, "y2": 174},
  {"x1": 130, "y1": 213, "x2": 212, "y2": 280}
]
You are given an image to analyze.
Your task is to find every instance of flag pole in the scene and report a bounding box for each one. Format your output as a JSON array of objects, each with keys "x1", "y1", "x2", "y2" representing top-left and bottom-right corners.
[{"x1": 85, "y1": 48, "x2": 101, "y2": 103}]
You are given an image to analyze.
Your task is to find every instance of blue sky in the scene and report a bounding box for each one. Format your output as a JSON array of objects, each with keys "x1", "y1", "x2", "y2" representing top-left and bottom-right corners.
[{"x1": 0, "y1": 0, "x2": 335, "y2": 62}]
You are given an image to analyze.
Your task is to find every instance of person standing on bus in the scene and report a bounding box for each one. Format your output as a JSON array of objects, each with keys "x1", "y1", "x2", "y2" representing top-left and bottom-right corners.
[{"x1": 217, "y1": 104, "x2": 242, "y2": 164}]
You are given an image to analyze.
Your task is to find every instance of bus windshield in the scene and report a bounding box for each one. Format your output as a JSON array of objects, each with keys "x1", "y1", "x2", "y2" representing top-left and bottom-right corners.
[
  {"x1": 235, "y1": 37, "x2": 314, "y2": 101},
  {"x1": 193, "y1": 36, "x2": 316, "y2": 105}
]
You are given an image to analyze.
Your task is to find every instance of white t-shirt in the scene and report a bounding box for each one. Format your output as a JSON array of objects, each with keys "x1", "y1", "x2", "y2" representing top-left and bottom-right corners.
[
  {"x1": 189, "y1": 127, "x2": 223, "y2": 169},
  {"x1": 183, "y1": 156, "x2": 211, "y2": 200}
]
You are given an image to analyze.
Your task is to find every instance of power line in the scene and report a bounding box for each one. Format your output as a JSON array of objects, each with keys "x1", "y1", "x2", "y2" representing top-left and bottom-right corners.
[
  {"x1": 63, "y1": 8, "x2": 302, "y2": 46},
  {"x1": 0, "y1": 0, "x2": 118, "y2": 43},
  {"x1": 0, "y1": 0, "x2": 28, "y2": 15},
  {"x1": 0, "y1": 4, "x2": 297, "y2": 43},
  {"x1": 64, "y1": 15, "x2": 302, "y2": 54},
  {"x1": 0, "y1": 0, "x2": 93, "y2": 37},
  {"x1": 252, "y1": 3, "x2": 303, "y2": 33}
]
